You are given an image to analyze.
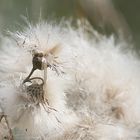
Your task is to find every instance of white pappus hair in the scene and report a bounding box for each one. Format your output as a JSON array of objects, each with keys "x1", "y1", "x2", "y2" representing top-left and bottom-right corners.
[{"x1": 0, "y1": 20, "x2": 140, "y2": 140}]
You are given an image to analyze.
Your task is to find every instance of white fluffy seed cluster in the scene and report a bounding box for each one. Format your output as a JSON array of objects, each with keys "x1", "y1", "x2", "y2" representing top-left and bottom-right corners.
[{"x1": 0, "y1": 20, "x2": 140, "y2": 140}]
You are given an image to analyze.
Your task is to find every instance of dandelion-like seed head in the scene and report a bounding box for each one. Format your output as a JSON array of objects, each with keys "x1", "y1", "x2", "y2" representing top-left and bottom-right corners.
[{"x1": 0, "y1": 21, "x2": 78, "y2": 139}]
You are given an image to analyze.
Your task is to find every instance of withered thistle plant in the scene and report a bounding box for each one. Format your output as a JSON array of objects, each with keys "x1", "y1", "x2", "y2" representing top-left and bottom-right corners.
[{"x1": 0, "y1": 20, "x2": 140, "y2": 140}]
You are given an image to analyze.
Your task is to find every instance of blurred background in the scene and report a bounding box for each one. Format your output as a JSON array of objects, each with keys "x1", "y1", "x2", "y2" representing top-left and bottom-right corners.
[{"x1": 0, "y1": 0, "x2": 140, "y2": 48}]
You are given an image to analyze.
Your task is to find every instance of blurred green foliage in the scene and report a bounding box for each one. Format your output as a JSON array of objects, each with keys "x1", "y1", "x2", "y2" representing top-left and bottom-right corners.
[
  {"x1": 0, "y1": 0, "x2": 140, "y2": 48},
  {"x1": 0, "y1": 0, "x2": 77, "y2": 30}
]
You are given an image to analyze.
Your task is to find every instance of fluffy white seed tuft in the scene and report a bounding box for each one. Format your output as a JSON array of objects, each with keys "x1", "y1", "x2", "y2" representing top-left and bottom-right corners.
[{"x1": 0, "y1": 20, "x2": 140, "y2": 139}]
